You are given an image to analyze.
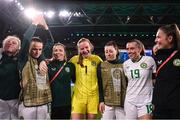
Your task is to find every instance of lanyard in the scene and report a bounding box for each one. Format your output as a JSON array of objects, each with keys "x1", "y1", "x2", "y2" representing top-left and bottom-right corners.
[
  {"x1": 156, "y1": 50, "x2": 177, "y2": 77},
  {"x1": 50, "y1": 62, "x2": 66, "y2": 84}
]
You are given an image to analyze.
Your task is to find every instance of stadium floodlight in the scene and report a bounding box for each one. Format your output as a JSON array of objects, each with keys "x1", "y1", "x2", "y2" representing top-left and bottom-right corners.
[
  {"x1": 16, "y1": 2, "x2": 23, "y2": 10},
  {"x1": 73, "y1": 12, "x2": 82, "y2": 17},
  {"x1": 45, "y1": 11, "x2": 55, "y2": 18},
  {"x1": 17, "y1": 2, "x2": 21, "y2": 6},
  {"x1": 20, "y1": 6, "x2": 24, "y2": 11},
  {"x1": 24, "y1": 8, "x2": 42, "y2": 19},
  {"x1": 59, "y1": 10, "x2": 71, "y2": 17}
]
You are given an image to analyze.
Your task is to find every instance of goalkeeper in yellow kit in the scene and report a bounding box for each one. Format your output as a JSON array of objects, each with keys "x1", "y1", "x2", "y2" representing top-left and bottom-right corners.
[{"x1": 70, "y1": 38, "x2": 102, "y2": 119}]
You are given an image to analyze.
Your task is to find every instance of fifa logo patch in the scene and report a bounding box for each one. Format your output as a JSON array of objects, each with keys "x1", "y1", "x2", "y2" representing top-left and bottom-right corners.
[
  {"x1": 173, "y1": 59, "x2": 180, "y2": 66},
  {"x1": 140, "y1": 62, "x2": 147, "y2": 68}
]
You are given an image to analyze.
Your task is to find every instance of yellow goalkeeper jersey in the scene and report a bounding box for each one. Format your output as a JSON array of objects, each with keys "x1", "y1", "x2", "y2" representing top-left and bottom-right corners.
[{"x1": 70, "y1": 55, "x2": 102, "y2": 98}]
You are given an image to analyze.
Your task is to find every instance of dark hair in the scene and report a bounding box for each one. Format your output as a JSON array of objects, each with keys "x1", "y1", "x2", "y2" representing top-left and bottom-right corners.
[
  {"x1": 105, "y1": 40, "x2": 119, "y2": 57},
  {"x1": 77, "y1": 38, "x2": 94, "y2": 67},
  {"x1": 159, "y1": 24, "x2": 180, "y2": 50},
  {"x1": 29, "y1": 37, "x2": 44, "y2": 53},
  {"x1": 31, "y1": 37, "x2": 43, "y2": 43},
  {"x1": 127, "y1": 39, "x2": 145, "y2": 55}
]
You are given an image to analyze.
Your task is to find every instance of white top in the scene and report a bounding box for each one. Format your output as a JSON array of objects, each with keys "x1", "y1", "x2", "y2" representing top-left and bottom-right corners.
[{"x1": 123, "y1": 56, "x2": 156, "y2": 106}]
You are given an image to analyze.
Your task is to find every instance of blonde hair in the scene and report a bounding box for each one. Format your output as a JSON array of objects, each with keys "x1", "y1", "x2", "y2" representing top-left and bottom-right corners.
[
  {"x1": 2, "y1": 35, "x2": 21, "y2": 51},
  {"x1": 53, "y1": 42, "x2": 67, "y2": 61},
  {"x1": 77, "y1": 38, "x2": 94, "y2": 54},
  {"x1": 76, "y1": 38, "x2": 94, "y2": 67}
]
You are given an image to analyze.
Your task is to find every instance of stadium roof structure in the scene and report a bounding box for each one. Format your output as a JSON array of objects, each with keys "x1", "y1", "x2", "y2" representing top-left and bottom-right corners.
[{"x1": 0, "y1": 0, "x2": 180, "y2": 57}]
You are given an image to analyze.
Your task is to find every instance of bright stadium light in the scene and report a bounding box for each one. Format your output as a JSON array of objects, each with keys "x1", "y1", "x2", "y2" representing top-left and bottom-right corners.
[
  {"x1": 16, "y1": 1, "x2": 24, "y2": 11},
  {"x1": 20, "y1": 6, "x2": 24, "y2": 11},
  {"x1": 73, "y1": 12, "x2": 82, "y2": 17},
  {"x1": 45, "y1": 11, "x2": 55, "y2": 18},
  {"x1": 24, "y1": 8, "x2": 36, "y2": 19},
  {"x1": 59, "y1": 10, "x2": 71, "y2": 17},
  {"x1": 24, "y1": 8, "x2": 42, "y2": 19},
  {"x1": 17, "y1": 2, "x2": 21, "y2": 6}
]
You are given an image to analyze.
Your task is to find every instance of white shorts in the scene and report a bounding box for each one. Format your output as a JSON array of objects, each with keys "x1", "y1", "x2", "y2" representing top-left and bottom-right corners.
[
  {"x1": 18, "y1": 102, "x2": 51, "y2": 119},
  {"x1": 101, "y1": 105, "x2": 125, "y2": 120},
  {"x1": 124, "y1": 100, "x2": 152, "y2": 119},
  {"x1": 0, "y1": 99, "x2": 19, "y2": 119}
]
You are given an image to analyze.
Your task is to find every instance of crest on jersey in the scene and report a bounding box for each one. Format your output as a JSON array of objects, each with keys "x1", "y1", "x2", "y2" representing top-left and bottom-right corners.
[
  {"x1": 140, "y1": 62, "x2": 147, "y2": 68},
  {"x1": 91, "y1": 61, "x2": 96, "y2": 66},
  {"x1": 65, "y1": 67, "x2": 70, "y2": 72},
  {"x1": 173, "y1": 59, "x2": 180, "y2": 66}
]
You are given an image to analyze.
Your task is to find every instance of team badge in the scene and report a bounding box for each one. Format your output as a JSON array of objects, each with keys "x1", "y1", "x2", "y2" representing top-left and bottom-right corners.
[
  {"x1": 173, "y1": 59, "x2": 180, "y2": 66},
  {"x1": 91, "y1": 61, "x2": 96, "y2": 66},
  {"x1": 65, "y1": 67, "x2": 70, "y2": 72},
  {"x1": 140, "y1": 62, "x2": 147, "y2": 68}
]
